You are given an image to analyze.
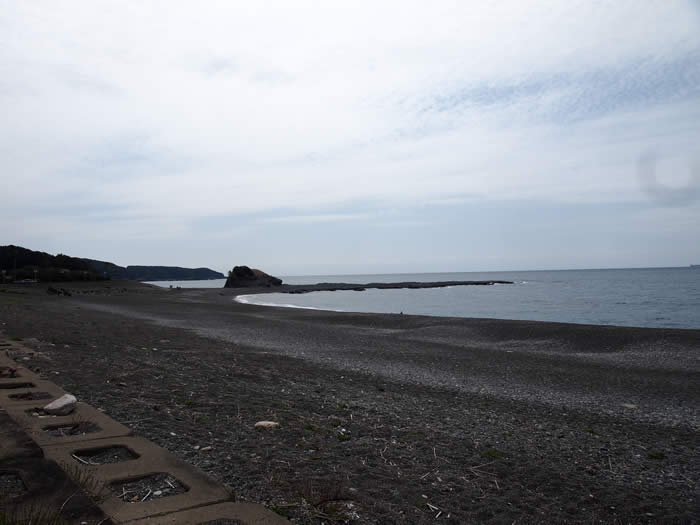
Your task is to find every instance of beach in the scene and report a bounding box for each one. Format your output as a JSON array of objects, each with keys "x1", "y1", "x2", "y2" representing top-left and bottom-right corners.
[{"x1": 1, "y1": 281, "x2": 698, "y2": 524}]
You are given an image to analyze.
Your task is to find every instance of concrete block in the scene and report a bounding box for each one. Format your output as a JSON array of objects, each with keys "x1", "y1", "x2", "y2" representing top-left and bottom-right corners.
[
  {"x1": 127, "y1": 502, "x2": 290, "y2": 524},
  {"x1": 44, "y1": 436, "x2": 231, "y2": 522},
  {"x1": 5, "y1": 402, "x2": 132, "y2": 447}
]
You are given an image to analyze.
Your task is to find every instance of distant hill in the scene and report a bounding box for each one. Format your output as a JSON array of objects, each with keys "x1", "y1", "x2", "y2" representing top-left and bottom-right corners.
[
  {"x1": 87, "y1": 262, "x2": 225, "y2": 281},
  {"x1": 0, "y1": 245, "x2": 224, "y2": 282}
]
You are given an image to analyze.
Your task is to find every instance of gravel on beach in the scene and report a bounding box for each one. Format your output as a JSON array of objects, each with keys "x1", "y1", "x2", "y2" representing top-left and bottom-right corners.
[{"x1": 1, "y1": 282, "x2": 698, "y2": 524}]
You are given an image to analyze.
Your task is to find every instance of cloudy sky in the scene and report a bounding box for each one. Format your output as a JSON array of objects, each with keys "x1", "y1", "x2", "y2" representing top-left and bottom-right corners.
[{"x1": 2, "y1": 1, "x2": 699, "y2": 275}]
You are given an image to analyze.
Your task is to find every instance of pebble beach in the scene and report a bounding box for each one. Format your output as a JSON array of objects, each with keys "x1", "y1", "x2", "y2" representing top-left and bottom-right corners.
[{"x1": 1, "y1": 281, "x2": 698, "y2": 524}]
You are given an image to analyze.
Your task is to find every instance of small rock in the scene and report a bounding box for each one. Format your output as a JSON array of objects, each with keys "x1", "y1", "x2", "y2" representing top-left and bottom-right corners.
[
  {"x1": 153, "y1": 490, "x2": 162, "y2": 496},
  {"x1": 194, "y1": 445, "x2": 200, "y2": 450},
  {"x1": 170, "y1": 432, "x2": 176, "y2": 436},
  {"x1": 200, "y1": 446, "x2": 213, "y2": 452},
  {"x1": 254, "y1": 421, "x2": 280, "y2": 430},
  {"x1": 43, "y1": 394, "x2": 77, "y2": 416},
  {"x1": 621, "y1": 403, "x2": 638, "y2": 409}
]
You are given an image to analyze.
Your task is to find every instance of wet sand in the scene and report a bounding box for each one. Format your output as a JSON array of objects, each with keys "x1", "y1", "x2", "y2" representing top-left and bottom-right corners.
[{"x1": 1, "y1": 282, "x2": 698, "y2": 524}]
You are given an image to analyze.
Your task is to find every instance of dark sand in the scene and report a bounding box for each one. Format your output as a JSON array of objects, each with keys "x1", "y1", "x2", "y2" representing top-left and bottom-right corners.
[{"x1": 1, "y1": 282, "x2": 698, "y2": 524}]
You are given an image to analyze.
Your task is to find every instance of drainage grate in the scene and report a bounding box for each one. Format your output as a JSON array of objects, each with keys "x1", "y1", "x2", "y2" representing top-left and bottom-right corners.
[
  {"x1": 9, "y1": 391, "x2": 52, "y2": 401},
  {"x1": 198, "y1": 521, "x2": 246, "y2": 525},
  {"x1": 43, "y1": 422, "x2": 101, "y2": 437},
  {"x1": 73, "y1": 446, "x2": 139, "y2": 465},
  {"x1": 111, "y1": 473, "x2": 187, "y2": 502},
  {"x1": 0, "y1": 472, "x2": 27, "y2": 501},
  {"x1": 0, "y1": 382, "x2": 35, "y2": 389}
]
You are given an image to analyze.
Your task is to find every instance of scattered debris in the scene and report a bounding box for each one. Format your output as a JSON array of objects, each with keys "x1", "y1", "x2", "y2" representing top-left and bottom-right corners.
[
  {"x1": 73, "y1": 446, "x2": 138, "y2": 465},
  {"x1": 254, "y1": 421, "x2": 280, "y2": 430},
  {"x1": 46, "y1": 286, "x2": 72, "y2": 296},
  {"x1": 111, "y1": 473, "x2": 186, "y2": 502},
  {"x1": 44, "y1": 421, "x2": 100, "y2": 437}
]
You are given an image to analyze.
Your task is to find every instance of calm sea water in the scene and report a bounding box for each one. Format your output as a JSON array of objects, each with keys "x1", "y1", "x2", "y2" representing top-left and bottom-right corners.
[{"x1": 149, "y1": 267, "x2": 700, "y2": 329}]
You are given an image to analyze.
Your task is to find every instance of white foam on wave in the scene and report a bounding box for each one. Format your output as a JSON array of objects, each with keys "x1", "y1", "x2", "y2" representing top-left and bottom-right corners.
[{"x1": 234, "y1": 294, "x2": 343, "y2": 312}]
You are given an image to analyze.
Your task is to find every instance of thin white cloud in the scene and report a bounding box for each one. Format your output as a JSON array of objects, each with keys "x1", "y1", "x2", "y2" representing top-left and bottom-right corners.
[
  {"x1": 1, "y1": 1, "x2": 699, "y2": 268},
  {"x1": 261, "y1": 214, "x2": 372, "y2": 225}
]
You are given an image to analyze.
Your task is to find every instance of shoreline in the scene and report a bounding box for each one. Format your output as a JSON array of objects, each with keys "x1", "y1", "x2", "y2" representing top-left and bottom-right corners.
[
  {"x1": 1, "y1": 281, "x2": 698, "y2": 523},
  {"x1": 234, "y1": 290, "x2": 700, "y2": 331},
  {"x1": 231, "y1": 285, "x2": 700, "y2": 332}
]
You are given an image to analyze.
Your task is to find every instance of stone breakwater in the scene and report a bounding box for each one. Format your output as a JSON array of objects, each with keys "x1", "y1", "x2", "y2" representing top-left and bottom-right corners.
[{"x1": 279, "y1": 280, "x2": 513, "y2": 294}]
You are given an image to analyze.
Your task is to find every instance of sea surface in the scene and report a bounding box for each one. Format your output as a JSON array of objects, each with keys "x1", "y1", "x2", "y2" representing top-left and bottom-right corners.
[{"x1": 149, "y1": 267, "x2": 700, "y2": 329}]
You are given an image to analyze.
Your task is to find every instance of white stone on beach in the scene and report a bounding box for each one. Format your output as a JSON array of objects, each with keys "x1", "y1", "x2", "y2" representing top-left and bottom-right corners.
[
  {"x1": 254, "y1": 421, "x2": 280, "y2": 430},
  {"x1": 43, "y1": 394, "x2": 77, "y2": 415}
]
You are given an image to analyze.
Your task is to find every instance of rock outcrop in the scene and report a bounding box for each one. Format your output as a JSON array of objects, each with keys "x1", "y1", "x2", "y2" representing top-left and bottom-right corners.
[{"x1": 224, "y1": 266, "x2": 282, "y2": 288}]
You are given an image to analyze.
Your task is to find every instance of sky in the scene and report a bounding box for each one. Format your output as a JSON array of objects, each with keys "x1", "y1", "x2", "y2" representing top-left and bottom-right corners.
[{"x1": 1, "y1": 1, "x2": 699, "y2": 275}]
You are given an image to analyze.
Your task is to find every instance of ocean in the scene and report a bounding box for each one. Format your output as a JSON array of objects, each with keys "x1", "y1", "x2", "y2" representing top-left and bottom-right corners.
[{"x1": 149, "y1": 267, "x2": 700, "y2": 329}]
